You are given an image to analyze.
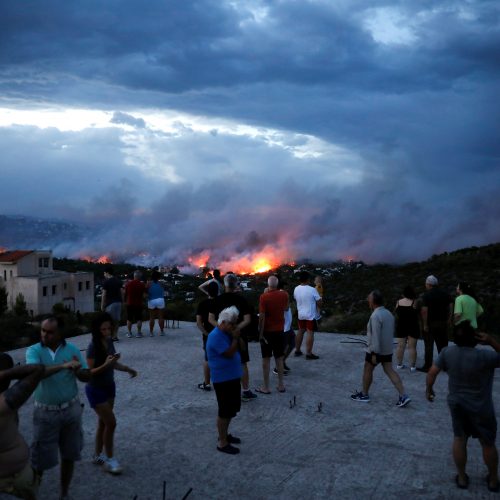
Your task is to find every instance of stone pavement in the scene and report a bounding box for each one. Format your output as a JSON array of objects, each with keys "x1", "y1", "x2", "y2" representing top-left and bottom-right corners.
[{"x1": 3, "y1": 322, "x2": 500, "y2": 500}]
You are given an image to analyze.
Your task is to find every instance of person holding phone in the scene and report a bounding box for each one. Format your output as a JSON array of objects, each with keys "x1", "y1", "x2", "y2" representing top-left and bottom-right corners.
[{"x1": 85, "y1": 313, "x2": 138, "y2": 475}]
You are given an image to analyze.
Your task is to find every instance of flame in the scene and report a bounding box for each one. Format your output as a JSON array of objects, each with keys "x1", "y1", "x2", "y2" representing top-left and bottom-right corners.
[
  {"x1": 80, "y1": 254, "x2": 112, "y2": 264},
  {"x1": 215, "y1": 247, "x2": 290, "y2": 275},
  {"x1": 188, "y1": 251, "x2": 211, "y2": 268},
  {"x1": 0, "y1": 247, "x2": 7, "y2": 254}
]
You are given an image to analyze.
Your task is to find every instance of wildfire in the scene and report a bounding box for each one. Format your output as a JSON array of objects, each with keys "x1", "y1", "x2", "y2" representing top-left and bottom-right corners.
[
  {"x1": 216, "y1": 247, "x2": 290, "y2": 275},
  {"x1": 188, "y1": 251, "x2": 211, "y2": 269},
  {"x1": 0, "y1": 247, "x2": 7, "y2": 254},
  {"x1": 80, "y1": 254, "x2": 112, "y2": 264}
]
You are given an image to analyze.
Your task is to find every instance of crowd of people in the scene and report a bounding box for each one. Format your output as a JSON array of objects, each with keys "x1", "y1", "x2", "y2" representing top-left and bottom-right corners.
[{"x1": 0, "y1": 267, "x2": 498, "y2": 498}]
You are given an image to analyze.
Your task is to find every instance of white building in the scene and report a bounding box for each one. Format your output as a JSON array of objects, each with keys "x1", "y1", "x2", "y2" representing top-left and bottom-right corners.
[{"x1": 0, "y1": 250, "x2": 94, "y2": 316}]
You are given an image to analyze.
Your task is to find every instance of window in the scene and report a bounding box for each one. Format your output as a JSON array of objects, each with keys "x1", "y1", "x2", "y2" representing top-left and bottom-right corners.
[
  {"x1": 78, "y1": 282, "x2": 82, "y2": 291},
  {"x1": 43, "y1": 258, "x2": 49, "y2": 268},
  {"x1": 9, "y1": 270, "x2": 13, "y2": 278},
  {"x1": 52, "y1": 285, "x2": 57, "y2": 295},
  {"x1": 38, "y1": 258, "x2": 43, "y2": 267},
  {"x1": 86, "y1": 281, "x2": 90, "y2": 290},
  {"x1": 63, "y1": 282, "x2": 67, "y2": 290},
  {"x1": 3, "y1": 270, "x2": 6, "y2": 281},
  {"x1": 43, "y1": 286, "x2": 47, "y2": 297}
]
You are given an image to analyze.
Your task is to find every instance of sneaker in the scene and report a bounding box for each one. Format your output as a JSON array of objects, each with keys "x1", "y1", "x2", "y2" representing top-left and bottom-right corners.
[
  {"x1": 136, "y1": 333, "x2": 143, "y2": 338},
  {"x1": 227, "y1": 434, "x2": 241, "y2": 444},
  {"x1": 92, "y1": 453, "x2": 106, "y2": 465},
  {"x1": 306, "y1": 353, "x2": 319, "y2": 360},
  {"x1": 126, "y1": 332, "x2": 133, "y2": 339},
  {"x1": 272, "y1": 367, "x2": 288, "y2": 376},
  {"x1": 283, "y1": 363, "x2": 291, "y2": 372},
  {"x1": 149, "y1": 332, "x2": 154, "y2": 337},
  {"x1": 294, "y1": 350, "x2": 303, "y2": 357},
  {"x1": 396, "y1": 364, "x2": 406, "y2": 370},
  {"x1": 350, "y1": 391, "x2": 370, "y2": 403},
  {"x1": 410, "y1": 366, "x2": 417, "y2": 373},
  {"x1": 241, "y1": 390, "x2": 258, "y2": 402},
  {"x1": 396, "y1": 394, "x2": 411, "y2": 408},
  {"x1": 197, "y1": 382, "x2": 212, "y2": 391},
  {"x1": 217, "y1": 444, "x2": 240, "y2": 455},
  {"x1": 103, "y1": 457, "x2": 123, "y2": 475}
]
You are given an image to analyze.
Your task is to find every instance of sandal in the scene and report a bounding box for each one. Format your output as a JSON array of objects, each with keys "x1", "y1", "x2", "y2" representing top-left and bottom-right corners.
[
  {"x1": 486, "y1": 475, "x2": 500, "y2": 493},
  {"x1": 255, "y1": 388, "x2": 271, "y2": 395},
  {"x1": 455, "y1": 474, "x2": 469, "y2": 489},
  {"x1": 197, "y1": 382, "x2": 211, "y2": 391}
]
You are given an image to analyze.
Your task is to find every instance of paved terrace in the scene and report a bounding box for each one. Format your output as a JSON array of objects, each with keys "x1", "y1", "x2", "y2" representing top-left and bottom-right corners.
[{"x1": 3, "y1": 322, "x2": 500, "y2": 500}]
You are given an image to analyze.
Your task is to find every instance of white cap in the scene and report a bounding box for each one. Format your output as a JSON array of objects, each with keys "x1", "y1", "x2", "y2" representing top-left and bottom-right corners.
[{"x1": 426, "y1": 275, "x2": 438, "y2": 286}]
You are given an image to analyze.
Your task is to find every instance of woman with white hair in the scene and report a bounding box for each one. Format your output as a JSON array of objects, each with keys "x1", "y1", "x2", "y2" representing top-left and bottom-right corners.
[{"x1": 206, "y1": 306, "x2": 243, "y2": 455}]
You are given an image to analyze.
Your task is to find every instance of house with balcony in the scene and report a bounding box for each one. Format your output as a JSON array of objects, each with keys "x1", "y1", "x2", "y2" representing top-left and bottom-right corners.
[{"x1": 0, "y1": 250, "x2": 94, "y2": 316}]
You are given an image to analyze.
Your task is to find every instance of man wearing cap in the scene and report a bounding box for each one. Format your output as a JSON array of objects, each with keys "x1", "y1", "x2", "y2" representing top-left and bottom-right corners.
[
  {"x1": 419, "y1": 275, "x2": 453, "y2": 372},
  {"x1": 26, "y1": 316, "x2": 90, "y2": 500}
]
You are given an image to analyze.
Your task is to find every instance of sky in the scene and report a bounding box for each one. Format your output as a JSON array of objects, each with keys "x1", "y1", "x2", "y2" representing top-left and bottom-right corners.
[{"x1": 0, "y1": 0, "x2": 499, "y2": 271}]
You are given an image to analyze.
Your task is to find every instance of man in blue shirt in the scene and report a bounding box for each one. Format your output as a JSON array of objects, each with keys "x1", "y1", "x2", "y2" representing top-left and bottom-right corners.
[
  {"x1": 206, "y1": 306, "x2": 243, "y2": 455},
  {"x1": 26, "y1": 316, "x2": 90, "y2": 500}
]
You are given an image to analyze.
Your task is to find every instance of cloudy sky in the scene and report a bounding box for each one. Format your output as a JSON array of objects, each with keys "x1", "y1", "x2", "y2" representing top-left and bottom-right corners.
[{"x1": 0, "y1": 0, "x2": 499, "y2": 270}]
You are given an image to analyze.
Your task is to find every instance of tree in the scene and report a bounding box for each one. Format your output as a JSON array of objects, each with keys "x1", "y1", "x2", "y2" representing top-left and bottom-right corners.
[
  {"x1": 0, "y1": 287, "x2": 7, "y2": 317},
  {"x1": 13, "y1": 293, "x2": 28, "y2": 317}
]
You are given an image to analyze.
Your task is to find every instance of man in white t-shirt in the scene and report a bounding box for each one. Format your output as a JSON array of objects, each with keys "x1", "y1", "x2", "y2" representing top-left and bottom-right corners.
[{"x1": 293, "y1": 271, "x2": 322, "y2": 360}]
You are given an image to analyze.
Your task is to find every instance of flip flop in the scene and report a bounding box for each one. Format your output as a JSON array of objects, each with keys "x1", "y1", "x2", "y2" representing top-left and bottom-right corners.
[
  {"x1": 455, "y1": 474, "x2": 469, "y2": 489},
  {"x1": 255, "y1": 388, "x2": 271, "y2": 395},
  {"x1": 277, "y1": 387, "x2": 286, "y2": 393}
]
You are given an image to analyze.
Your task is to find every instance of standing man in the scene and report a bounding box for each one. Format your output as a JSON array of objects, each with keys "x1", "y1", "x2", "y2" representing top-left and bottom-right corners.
[
  {"x1": 195, "y1": 281, "x2": 219, "y2": 391},
  {"x1": 101, "y1": 264, "x2": 124, "y2": 342},
  {"x1": 426, "y1": 321, "x2": 500, "y2": 492},
  {"x1": 418, "y1": 275, "x2": 452, "y2": 372},
  {"x1": 199, "y1": 269, "x2": 224, "y2": 296},
  {"x1": 208, "y1": 274, "x2": 257, "y2": 402},
  {"x1": 0, "y1": 354, "x2": 46, "y2": 500},
  {"x1": 350, "y1": 290, "x2": 411, "y2": 407},
  {"x1": 124, "y1": 270, "x2": 146, "y2": 338},
  {"x1": 256, "y1": 276, "x2": 288, "y2": 394},
  {"x1": 294, "y1": 271, "x2": 322, "y2": 360},
  {"x1": 206, "y1": 306, "x2": 243, "y2": 455},
  {"x1": 26, "y1": 316, "x2": 91, "y2": 500}
]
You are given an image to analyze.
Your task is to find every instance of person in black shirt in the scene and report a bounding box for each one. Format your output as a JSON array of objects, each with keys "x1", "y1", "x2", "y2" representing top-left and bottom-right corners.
[
  {"x1": 196, "y1": 282, "x2": 219, "y2": 391},
  {"x1": 208, "y1": 274, "x2": 257, "y2": 402},
  {"x1": 418, "y1": 275, "x2": 452, "y2": 372}
]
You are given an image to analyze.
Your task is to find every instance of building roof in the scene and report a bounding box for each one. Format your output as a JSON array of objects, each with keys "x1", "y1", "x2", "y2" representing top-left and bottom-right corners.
[{"x1": 0, "y1": 250, "x2": 33, "y2": 263}]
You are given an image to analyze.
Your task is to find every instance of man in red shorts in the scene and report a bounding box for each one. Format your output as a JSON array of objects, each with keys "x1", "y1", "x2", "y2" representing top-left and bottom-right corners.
[
  {"x1": 294, "y1": 271, "x2": 322, "y2": 359},
  {"x1": 124, "y1": 270, "x2": 146, "y2": 338},
  {"x1": 256, "y1": 275, "x2": 289, "y2": 394}
]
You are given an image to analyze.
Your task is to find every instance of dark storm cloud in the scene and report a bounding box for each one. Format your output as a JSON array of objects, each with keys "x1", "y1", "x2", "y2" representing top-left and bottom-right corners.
[{"x1": 0, "y1": 0, "x2": 499, "y2": 264}]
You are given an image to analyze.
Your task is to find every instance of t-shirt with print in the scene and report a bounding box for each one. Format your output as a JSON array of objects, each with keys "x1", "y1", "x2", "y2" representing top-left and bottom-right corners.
[
  {"x1": 86, "y1": 338, "x2": 116, "y2": 388},
  {"x1": 436, "y1": 345, "x2": 500, "y2": 413},
  {"x1": 293, "y1": 285, "x2": 321, "y2": 320}
]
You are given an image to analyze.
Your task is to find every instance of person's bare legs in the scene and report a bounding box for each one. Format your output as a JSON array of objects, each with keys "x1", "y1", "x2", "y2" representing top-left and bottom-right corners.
[
  {"x1": 453, "y1": 437, "x2": 468, "y2": 486},
  {"x1": 217, "y1": 417, "x2": 231, "y2": 448},
  {"x1": 94, "y1": 401, "x2": 117, "y2": 459},
  {"x1": 61, "y1": 459, "x2": 74, "y2": 498},
  {"x1": 382, "y1": 362, "x2": 405, "y2": 395},
  {"x1": 408, "y1": 337, "x2": 417, "y2": 368},
  {"x1": 203, "y1": 360, "x2": 210, "y2": 386},
  {"x1": 362, "y1": 361, "x2": 375, "y2": 395},
  {"x1": 136, "y1": 319, "x2": 142, "y2": 335},
  {"x1": 149, "y1": 310, "x2": 156, "y2": 335},
  {"x1": 305, "y1": 329, "x2": 314, "y2": 355},
  {"x1": 295, "y1": 328, "x2": 305, "y2": 353},
  {"x1": 480, "y1": 439, "x2": 499, "y2": 489},
  {"x1": 396, "y1": 338, "x2": 406, "y2": 365},
  {"x1": 241, "y1": 363, "x2": 250, "y2": 391},
  {"x1": 275, "y1": 356, "x2": 285, "y2": 391},
  {"x1": 126, "y1": 320, "x2": 133, "y2": 335},
  {"x1": 259, "y1": 357, "x2": 271, "y2": 392},
  {"x1": 159, "y1": 309, "x2": 165, "y2": 334}
]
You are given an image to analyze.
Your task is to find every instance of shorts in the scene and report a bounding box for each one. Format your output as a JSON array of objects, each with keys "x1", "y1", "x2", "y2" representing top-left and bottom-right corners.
[
  {"x1": 298, "y1": 319, "x2": 315, "y2": 331},
  {"x1": 0, "y1": 462, "x2": 39, "y2": 500},
  {"x1": 31, "y1": 400, "x2": 84, "y2": 471},
  {"x1": 365, "y1": 352, "x2": 393, "y2": 365},
  {"x1": 213, "y1": 378, "x2": 241, "y2": 419},
  {"x1": 148, "y1": 298, "x2": 165, "y2": 309},
  {"x1": 449, "y1": 403, "x2": 497, "y2": 445},
  {"x1": 260, "y1": 331, "x2": 285, "y2": 358},
  {"x1": 105, "y1": 302, "x2": 122, "y2": 322},
  {"x1": 239, "y1": 335, "x2": 250, "y2": 364},
  {"x1": 126, "y1": 305, "x2": 143, "y2": 323},
  {"x1": 284, "y1": 329, "x2": 296, "y2": 352},
  {"x1": 202, "y1": 335, "x2": 208, "y2": 362},
  {"x1": 85, "y1": 383, "x2": 116, "y2": 409}
]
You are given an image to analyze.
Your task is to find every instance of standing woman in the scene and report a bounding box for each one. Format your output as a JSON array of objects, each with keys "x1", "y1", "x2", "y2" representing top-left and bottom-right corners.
[
  {"x1": 394, "y1": 286, "x2": 420, "y2": 372},
  {"x1": 86, "y1": 313, "x2": 138, "y2": 474},
  {"x1": 147, "y1": 270, "x2": 166, "y2": 336},
  {"x1": 454, "y1": 282, "x2": 484, "y2": 329}
]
